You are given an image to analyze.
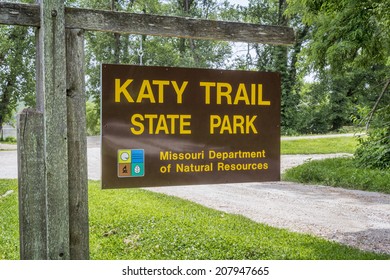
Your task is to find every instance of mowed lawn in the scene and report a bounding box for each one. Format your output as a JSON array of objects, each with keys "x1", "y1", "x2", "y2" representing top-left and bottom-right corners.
[
  {"x1": 0, "y1": 179, "x2": 388, "y2": 260},
  {"x1": 281, "y1": 136, "x2": 358, "y2": 154}
]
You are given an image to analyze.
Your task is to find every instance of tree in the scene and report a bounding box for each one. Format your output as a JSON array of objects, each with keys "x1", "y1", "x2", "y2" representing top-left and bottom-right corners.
[
  {"x1": 287, "y1": 0, "x2": 390, "y2": 168},
  {"x1": 82, "y1": 0, "x2": 232, "y2": 101},
  {"x1": 0, "y1": 25, "x2": 35, "y2": 139},
  {"x1": 239, "y1": 0, "x2": 308, "y2": 134}
]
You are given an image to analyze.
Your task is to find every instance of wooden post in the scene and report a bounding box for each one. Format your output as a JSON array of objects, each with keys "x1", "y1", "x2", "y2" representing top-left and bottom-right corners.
[
  {"x1": 17, "y1": 109, "x2": 47, "y2": 260},
  {"x1": 66, "y1": 28, "x2": 89, "y2": 260},
  {"x1": 36, "y1": 0, "x2": 70, "y2": 260}
]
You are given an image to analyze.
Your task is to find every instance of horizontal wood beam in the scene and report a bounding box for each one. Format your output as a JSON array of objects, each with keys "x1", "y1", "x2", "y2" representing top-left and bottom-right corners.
[
  {"x1": 0, "y1": 2, "x2": 295, "y2": 45},
  {"x1": 0, "y1": 2, "x2": 40, "y2": 27},
  {"x1": 65, "y1": 7, "x2": 295, "y2": 45}
]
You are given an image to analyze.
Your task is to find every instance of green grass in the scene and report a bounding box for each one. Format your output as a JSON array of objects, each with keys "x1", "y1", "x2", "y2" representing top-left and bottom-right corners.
[
  {"x1": 1, "y1": 179, "x2": 388, "y2": 260},
  {"x1": 281, "y1": 137, "x2": 358, "y2": 154},
  {"x1": 283, "y1": 158, "x2": 390, "y2": 194},
  {"x1": 0, "y1": 136, "x2": 17, "y2": 144},
  {"x1": 0, "y1": 179, "x2": 19, "y2": 259}
]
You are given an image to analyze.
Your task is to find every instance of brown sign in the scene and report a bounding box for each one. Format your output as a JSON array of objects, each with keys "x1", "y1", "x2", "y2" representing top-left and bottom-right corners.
[{"x1": 101, "y1": 64, "x2": 280, "y2": 189}]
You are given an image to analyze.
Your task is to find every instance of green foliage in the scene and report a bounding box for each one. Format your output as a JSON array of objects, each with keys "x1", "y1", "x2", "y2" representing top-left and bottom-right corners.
[
  {"x1": 82, "y1": 0, "x2": 233, "y2": 103},
  {"x1": 294, "y1": 82, "x2": 332, "y2": 134},
  {"x1": 281, "y1": 136, "x2": 358, "y2": 155},
  {"x1": 354, "y1": 106, "x2": 390, "y2": 170},
  {"x1": 1, "y1": 179, "x2": 387, "y2": 260},
  {"x1": 243, "y1": 0, "x2": 305, "y2": 133},
  {"x1": 0, "y1": 136, "x2": 17, "y2": 144},
  {"x1": 286, "y1": 0, "x2": 390, "y2": 138},
  {"x1": 0, "y1": 25, "x2": 35, "y2": 127},
  {"x1": 86, "y1": 101, "x2": 100, "y2": 136},
  {"x1": 286, "y1": 0, "x2": 390, "y2": 73},
  {"x1": 283, "y1": 157, "x2": 390, "y2": 194},
  {"x1": 1, "y1": 0, "x2": 388, "y2": 143},
  {"x1": 295, "y1": 71, "x2": 361, "y2": 134}
]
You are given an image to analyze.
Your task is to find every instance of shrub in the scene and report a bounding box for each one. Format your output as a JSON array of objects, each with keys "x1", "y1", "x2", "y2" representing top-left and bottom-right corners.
[
  {"x1": 354, "y1": 106, "x2": 390, "y2": 170},
  {"x1": 354, "y1": 127, "x2": 390, "y2": 170}
]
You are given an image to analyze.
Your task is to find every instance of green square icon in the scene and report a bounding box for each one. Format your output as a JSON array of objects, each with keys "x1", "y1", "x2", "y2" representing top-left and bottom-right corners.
[{"x1": 131, "y1": 163, "x2": 144, "y2": 177}]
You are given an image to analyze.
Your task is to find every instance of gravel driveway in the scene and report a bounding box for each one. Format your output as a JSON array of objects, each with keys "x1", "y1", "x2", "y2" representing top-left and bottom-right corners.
[
  {"x1": 148, "y1": 182, "x2": 390, "y2": 255},
  {"x1": 1, "y1": 137, "x2": 389, "y2": 255}
]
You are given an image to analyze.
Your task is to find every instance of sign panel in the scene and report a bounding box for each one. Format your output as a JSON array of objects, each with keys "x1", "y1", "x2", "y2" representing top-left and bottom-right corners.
[{"x1": 101, "y1": 64, "x2": 280, "y2": 189}]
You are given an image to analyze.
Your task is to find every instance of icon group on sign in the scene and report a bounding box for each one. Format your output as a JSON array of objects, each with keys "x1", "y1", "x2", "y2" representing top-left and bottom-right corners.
[{"x1": 117, "y1": 149, "x2": 145, "y2": 178}]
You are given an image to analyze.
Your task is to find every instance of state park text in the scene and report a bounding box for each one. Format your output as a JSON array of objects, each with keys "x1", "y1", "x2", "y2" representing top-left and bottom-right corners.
[{"x1": 114, "y1": 79, "x2": 271, "y2": 135}]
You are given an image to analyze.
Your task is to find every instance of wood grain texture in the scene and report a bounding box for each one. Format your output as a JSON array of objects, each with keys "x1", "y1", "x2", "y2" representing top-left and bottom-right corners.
[
  {"x1": 17, "y1": 109, "x2": 47, "y2": 260},
  {"x1": 66, "y1": 28, "x2": 89, "y2": 260},
  {"x1": 36, "y1": 0, "x2": 70, "y2": 260},
  {"x1": 0, "y1": 2, "x2": 295, "y2": 45}
]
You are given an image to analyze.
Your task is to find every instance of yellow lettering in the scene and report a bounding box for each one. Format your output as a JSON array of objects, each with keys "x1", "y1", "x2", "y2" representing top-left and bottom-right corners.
[
  {"x1": 210, "y1": 115, "x2": 221, "y2": 134},
  {"x1": 137, "y1": 80, "x2": 155, "y2": 103},
  {"x1": 234, "y1": 83, "x2": 250, "y2": 105},
  {"x1": 200, "y1": 82, "x2": 216, "y2": 104},
  {"x1": 144, "y1": 114, "x2": 158, "y2": 133},
  {"x1": 152, "y1": 80, "x2": 170, "y2": 103},
  {"x1": 209, "y1": 114, "x2": 258, "y2": 134},
  {"x1": 246, "y1": 115, "x2": 258, "y2": 134},
  {"x1": 216, "y1": 83, "x2": 232, "y2": 105},
  {"x1": 220, "y1": 115, "x2": 233, "y2": 134},
  {"x1": 200, "y1": 82, "x2": 270, "y2": 106},
  {"x1": 251, "y1": 84, "x2": 256, "y2": 105},
  {"x1": 155, "y1": 114, "x2": 169, "y2": 134},
  {"x1": 257, "y1": 84, "x2": 271, "y2": 105},
  {"x1": 233, "y1": 115, "x2": 245, "y2": 133},
  {"x1": 180, "y1": 115, "x2": 192, "y2": 134},
  {"x1": 167, "y1": 114, "x2": 179, "y2": 134},
  {"x1": 130, "y1": 114, "x2": 144, "y2": 135},
  {"x1": 130, "y1": 114, "x2": 191, "y2": 135},
  {"x1": 172, "y1": 81, "x2": 188, "y2": 104},
  {"x1": 115, "y1": 79, "x2": 134, "y2": 103}
]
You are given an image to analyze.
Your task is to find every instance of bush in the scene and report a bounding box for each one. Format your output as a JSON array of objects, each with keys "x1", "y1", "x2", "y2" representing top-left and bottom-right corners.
[
  {"x1": 283, "y1": 157, "x2": 390, "y2": 194},
  {"x1": 0, "y1": 136, "x2": 16, "y2": 143},
  {"x1": 86, "y1": 101, "x2": 100, "y2": 136},
  {"x1": 354, "y1": 106, "x2": 390, "y2": 170}
]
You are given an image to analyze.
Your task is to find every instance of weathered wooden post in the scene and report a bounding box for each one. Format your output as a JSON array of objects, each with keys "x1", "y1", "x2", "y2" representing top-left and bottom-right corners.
[
  {"x1": 16, "y1": 0, "x2": 68, "y2": 260},
  {"x1": 17, "y1": 3, "x2": 89, "y2": 259},
  {"x1": 17, "y1": 109, "x2": 47, "y2": 259},
  {"x1": 66, "y1": 28, "x2": 89, "y2": 260},
  {"x1": 36, "y1": 0, "x2": 70, "y2": 259}
]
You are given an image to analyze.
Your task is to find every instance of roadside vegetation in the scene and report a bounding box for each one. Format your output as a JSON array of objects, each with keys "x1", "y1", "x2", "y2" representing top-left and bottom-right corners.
[
  {"x1": 0, "y1": 136, "x2": 17, "y2": 144},
  {"x1": 0, "y1": 179, "x2": 388, "y2": 260},
  {"x1": 283, "y1": 158, "x2": 390, "y2": 194},
  {"x1": 281, "y1": 136, "x2": 358, "y2": 154},
  {"x1": 281, "y1": 135, "x2": 390, "y2": 194}
]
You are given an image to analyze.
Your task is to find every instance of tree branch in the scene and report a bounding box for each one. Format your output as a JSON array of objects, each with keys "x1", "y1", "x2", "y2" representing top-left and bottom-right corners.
[{"x1": 365, "y1": 77, "x2": 390, "y2": 130}]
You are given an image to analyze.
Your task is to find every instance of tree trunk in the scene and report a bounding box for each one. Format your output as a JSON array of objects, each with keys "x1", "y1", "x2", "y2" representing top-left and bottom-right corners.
[{"x1": 0, "y1": 80, "x2": 14, "y2": 140}]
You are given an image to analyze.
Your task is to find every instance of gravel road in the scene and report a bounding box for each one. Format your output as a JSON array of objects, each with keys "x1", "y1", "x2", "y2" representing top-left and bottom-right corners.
[
  {"x1": 148, "y1": 182, "x2": 390, "y2": 255},
  {"x1": 1, "y1": 137, "x2": 389, "y2": 255}
]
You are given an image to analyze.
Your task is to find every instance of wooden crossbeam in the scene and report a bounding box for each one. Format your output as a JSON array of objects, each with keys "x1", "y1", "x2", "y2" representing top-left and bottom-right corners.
[{"x1": 0, "y1": 2, "x2": 295, "y2": 45}]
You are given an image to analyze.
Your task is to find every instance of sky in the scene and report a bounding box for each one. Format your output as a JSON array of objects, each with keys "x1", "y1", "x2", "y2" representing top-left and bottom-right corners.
[{"x1": 227, "y1": 0, "x2": 249, "y2": 6}]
